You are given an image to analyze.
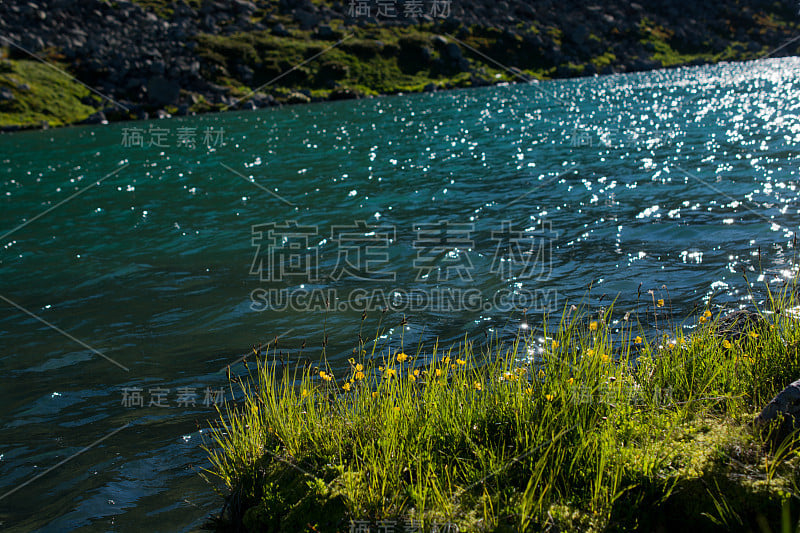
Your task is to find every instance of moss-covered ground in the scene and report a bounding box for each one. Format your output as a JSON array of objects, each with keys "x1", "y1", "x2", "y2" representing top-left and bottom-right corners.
[{"x1": 0, "y1": 53, "x2": 98, "y2": 128}]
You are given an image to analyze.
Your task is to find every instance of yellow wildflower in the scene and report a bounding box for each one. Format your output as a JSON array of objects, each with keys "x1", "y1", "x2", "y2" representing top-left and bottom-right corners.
[
  {"x1": 587, "y1": 349, "x2": 595, "y2": 357},
  {"x1": 634, "y1": 336, "x2": 642, "y2": 344},
  {"x1": 435, "y1": 369, "x2": 442, "y2": 377},
  {"x1": 355, "y1": 363, "x2": 363, "y2": 372},
  {"x1": 589, "y1": 321, "x2": 598, "y2": 331},
  {"x1": 342, "y1": 382, "x2": 351, "y2": 392},
  {"x1": 385, "y1": 368, "x2": 397, "y2": 378},
  {"x1": 703, "y1": 310, "x2": 712, "y2": 318},
  {"x1": 567, "y1": 378, "x2": 574, "y2": 385},
  {"x1": 601, "y1": 354, "x2": 610, "y2": 363},
  {"x1": 657, "y1": 299, "x2": 665, "y2": 307},
  {"x1": 722, "y1": 340, "x2": 732, "y2": 349},
  {"x1": 443, "y1": 356, "x2": 450, "y2": 364},
  {"x1": 456, "y1": 358, "x2": 466, "y2": 366},
  {"x1": 538, "y1": 369, "x2": 545, "y2": 379},
  {"x1": 319, "y1": 371, "x2": 332, "y2": 382},
  {"x1": 749, "y1": 331, "x2": 759, "y2": 339},
  {"x1": 355, "y1": 371, "x2": 365, "y2": 381},
  {"x1": 372, "y1": 391, "x2": 378, "y2": 398},
  {"x1": 525, "y1": 387, "x2": 532, "y2": 395},
  {"x1": 698, "y1": 316, "x2": 707, "y2": 324},
  {"x1": 552, "y1": 340, "x2": 560, "y2": 349},
  {"x1": 545, "y1": 394, "x2": 554, "y2": 401},
  {"x1": 409, "y1": 374, "x2": 416, "y2": 382},
  {"x1": 474, "y1": 381, "x2": 482, "y2": 391},
  {"x1": 301, "y1": 389, "x2": 309, "y2": 398},
  {"x1": 396, "y1": 352, "x2": 408, "y2": 363}
]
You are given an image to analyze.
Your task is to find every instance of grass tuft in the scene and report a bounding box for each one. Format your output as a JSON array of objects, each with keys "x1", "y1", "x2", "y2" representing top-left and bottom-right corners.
[{"x1": 204, "y1": 280, "x2": 800, "y2": 532}]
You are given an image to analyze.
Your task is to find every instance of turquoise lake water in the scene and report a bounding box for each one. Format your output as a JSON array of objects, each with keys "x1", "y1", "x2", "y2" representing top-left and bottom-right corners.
[{"x1": 1, "y1": 57, "x2": 799, "y2": 530}]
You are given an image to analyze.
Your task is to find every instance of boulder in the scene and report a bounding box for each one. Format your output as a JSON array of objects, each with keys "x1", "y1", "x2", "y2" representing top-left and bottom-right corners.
[
  {"x1": 713, "y1": 309, "x2": 765, "y2": 342},
  {"x1": 285, "y1": 91, "x2": 311, "y2": 104},
  {"x1": 250, "y1": 92, "x2": 275, "y2": 107},
  {"x1": 293, "y1": 9, "x2": 319, "y2": 29},
  {"x1": 271, "y1": 23, "x2": 289, "y2": 37},
  {"x1": 329, "y1": 87, "x2": 360, "y2": 100},
  {"x1": 80, "y1": 110, "x2": 108, "y2": 125},
  {"x1": 755, "y1": 378, "x2": 800, "y2": 445},
  {"x1": 444, "y1": 42, "x2": 462, "y2": 61},
  {"x1": 431, "y1": 35, "x2": 448, "y2": 49},
  {"x1": 146, "y1": 75, "x2": 180, "y2": 106},
  {"x1": 315, "y1": 24, "x2": 340, "y2": 40}
]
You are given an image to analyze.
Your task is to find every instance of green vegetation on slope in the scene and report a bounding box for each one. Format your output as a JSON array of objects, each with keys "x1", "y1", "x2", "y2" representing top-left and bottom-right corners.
[
  {"x1": 204, "y1": 283, "x2": 800, "y2": 532},
  {"x1": 193, "y1": 24, "x2": 524, "y2": 103},
  {"x1": 0, "y1": 54, "x2": 99, "y2": 128},
  {"x1": 2, "y1": 0, "x2": 799, "y2": 128}
]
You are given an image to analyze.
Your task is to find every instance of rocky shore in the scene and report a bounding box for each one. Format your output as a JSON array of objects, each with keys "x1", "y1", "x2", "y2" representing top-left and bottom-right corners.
[{"x1": 0, "y1": 0, "x2": 798, "y2": 129}]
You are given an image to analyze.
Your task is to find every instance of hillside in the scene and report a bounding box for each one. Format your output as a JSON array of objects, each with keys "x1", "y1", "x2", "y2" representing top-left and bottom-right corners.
[{"x1": 0, "y1": 0, "x2": 798, "y2": 129}]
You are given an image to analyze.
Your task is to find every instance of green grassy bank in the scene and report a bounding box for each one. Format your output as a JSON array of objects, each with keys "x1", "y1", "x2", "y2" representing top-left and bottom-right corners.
[
  {"x1": 203, "y1": 283, "x2": 800, "y2": 532},
  {"x1": 0, "y1": 56, "x2": 98, "y2": 128}
]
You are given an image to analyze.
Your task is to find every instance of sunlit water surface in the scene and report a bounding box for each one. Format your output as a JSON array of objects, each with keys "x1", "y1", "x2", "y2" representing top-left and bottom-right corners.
[{"x1": 1, "y1": 57, "x2": 799, "y2": 531}]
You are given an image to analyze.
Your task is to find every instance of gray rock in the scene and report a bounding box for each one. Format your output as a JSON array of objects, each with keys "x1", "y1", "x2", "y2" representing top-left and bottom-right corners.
[
  {"x1": 755, "y1": 378, "x2": 800, "y2": 444},
  {"x1": 0, "y1": 88, "x2": 14, "y2": 102},
  {"x1": 315, "y1": 24, "x2": 338, "y2": 40},
  {"x1": 285, "y1": 91, "x2": 311, "y2": 104},
  {"x1": 293, "y1": 9, "x2": 319, "y2": 29},
  {"x1": 469, "y1": 76, "x2": 491, "y2": 87},
  {"x1": 233, "y1": 0, "x2": 257, "y2": 14},
  {"x1": 146, "y1": 75, "x2": 180, "y2": 106},
  {"x1": 253, "y1": 93, "x2": 275, "y2": 107},
  {"x1": 568, "y1": 24, "x2": 589, "y2": 45},
  {"x1": 81, "y1": 110, "x2": 108, "y2": 124},
  {"x1": 714, "y1": 309, "x2": 765, "y2": 342},
  {"x1": 149, "y1": 60, "x2": 166, "y2": 75},
  {"x1": 431, "y1": 35, "x2": 448, "y2": 48},
  {"x1": 444, "y1": 42, "x2": 462, "y2": 61},
  {"x1": 271, "y1": 23, "x2": 289, "y2": 37},
  {"x1": 173, "y1": 1, "x2": 196, "y2": 19},
  {"x1": 329, "y1": 87, "x2": 360, "y2": 100}
]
